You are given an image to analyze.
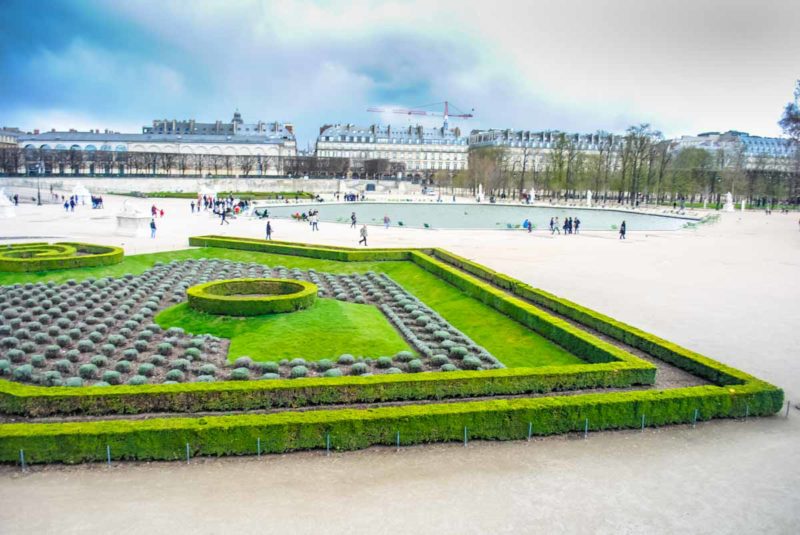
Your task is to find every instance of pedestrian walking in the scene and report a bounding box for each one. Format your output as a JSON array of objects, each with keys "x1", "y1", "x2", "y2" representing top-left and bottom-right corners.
[
  {"x1": 351, "y1": 212, "x2": 357, "y2": 228},
  {"x1": 191, "y1": 201, "x2": 195, "y2": 213},
  {"x1": 619, "y1": 220, "x2": 626, "y2": 240},
  {"x1": 549, "y1": 217, "x2": 554, "y2": 233},
  {"x1": 574, "y1": 217, "x2": 581, "y2": 234},
  {"x1": 311, "y1": 214, "x2": 319, "y2": 231},
  {"x1": 553, "y1": 217, "x2": 561, "y2": 235},
  {"x1": 358, "y1": 224, "x2": 368, "y2": 246},
  {"x1": 220, "y1": 211, "x2": 229, "y2": 225},
  {"x1": 266, "y1": 220, "x2": 273, "y2": 240},
  {"x1": 383, "y1": 215, "x2": 390, "y2": 229},
  {"x1": 150, "y1": 218, "x2": 157, "y2": 239}
]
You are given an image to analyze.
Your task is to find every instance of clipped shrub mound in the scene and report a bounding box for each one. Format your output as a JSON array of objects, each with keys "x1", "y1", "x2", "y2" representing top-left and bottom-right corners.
[
  {"x1": 0, "y1": 242, "x2": 123, "y2": 272},
  {"x1": 187, "y1": 278, "x2": 317, "y2": 316}
]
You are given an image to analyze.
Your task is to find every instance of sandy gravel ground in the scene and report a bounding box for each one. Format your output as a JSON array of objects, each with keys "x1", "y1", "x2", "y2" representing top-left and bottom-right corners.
[{"x1": 1, "y1": 189, "x2": 799, "y2": 534}]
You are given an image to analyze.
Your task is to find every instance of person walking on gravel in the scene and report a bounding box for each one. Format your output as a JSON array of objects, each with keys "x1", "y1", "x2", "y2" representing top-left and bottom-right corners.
[
  {"x1": 150, "y1": 218, "x2": 157, "y2": 239},
  {"x1": 619, "y1": 220, "x2": 626, "y2": 240},
  {"x1": 359, "y1": 224, "x2": 368, "y2": 246},
  {"x1": 266, "y1": 220, "x2": 273, "y2": 240}
]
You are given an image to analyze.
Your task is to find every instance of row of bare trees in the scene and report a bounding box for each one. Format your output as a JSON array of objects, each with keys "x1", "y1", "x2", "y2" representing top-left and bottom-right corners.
[
  {"x1": 437, "y1": 127, "x2": 799, "y2": 207},
  {"x1": 0, "y1": 148, "x2": 286, "y2": 177}
]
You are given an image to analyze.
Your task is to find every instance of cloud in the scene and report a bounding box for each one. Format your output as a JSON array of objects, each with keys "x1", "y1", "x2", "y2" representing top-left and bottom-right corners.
[{"x1": 1, "y1": 0, "x2": 798, "y2": 145}]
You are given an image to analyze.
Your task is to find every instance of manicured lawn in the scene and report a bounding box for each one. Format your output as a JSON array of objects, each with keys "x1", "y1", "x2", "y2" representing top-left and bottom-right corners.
[
  {"x1": 156, "y1": 298, "x2": 412, "y2": 362},
  {"x1": 0, "y1": 247, "x2": 583, "y2": 367}
]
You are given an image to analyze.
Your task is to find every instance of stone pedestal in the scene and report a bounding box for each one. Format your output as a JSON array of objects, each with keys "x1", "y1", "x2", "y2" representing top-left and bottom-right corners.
[{"x1": 115, "y1": 214, "x2": 152, "y2": 237}]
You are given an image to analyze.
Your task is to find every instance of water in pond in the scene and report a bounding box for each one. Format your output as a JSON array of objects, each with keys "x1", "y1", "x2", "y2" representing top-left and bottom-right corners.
[{"x1": 255, "y1": 202, "x2": 697, "y2": 231}]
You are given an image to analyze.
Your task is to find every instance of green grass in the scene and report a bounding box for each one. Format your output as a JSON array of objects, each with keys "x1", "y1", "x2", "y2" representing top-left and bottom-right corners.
[
  {"x1": 0, "y1": 247, "x2": 582, "y2": 368},
  {"x1": 156, "y1": 298, "x2": 411, "y2": 362}
]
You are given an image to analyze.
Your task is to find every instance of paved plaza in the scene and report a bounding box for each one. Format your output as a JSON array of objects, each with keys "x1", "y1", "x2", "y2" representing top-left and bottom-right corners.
[{"x1": 1, "y1": 189, "x2": 799, "y2": 534}]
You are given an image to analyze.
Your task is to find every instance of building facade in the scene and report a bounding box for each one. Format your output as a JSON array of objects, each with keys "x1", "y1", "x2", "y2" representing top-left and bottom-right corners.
[
  {"x1": 674, "y1": 131, "x2": 796, "y2": 169},
  {"x1": 16, "y1": 112, "x2": 296, "y2": 176},
  {"x1": 314, "y1": 123, "x2": 468, "y2": 178},
  {"x1": 0, "y1": 128, "x2": 21, "y2": 148},
  {"x1": 468, "y1": 129, "x2": 624, "y2": 170}
]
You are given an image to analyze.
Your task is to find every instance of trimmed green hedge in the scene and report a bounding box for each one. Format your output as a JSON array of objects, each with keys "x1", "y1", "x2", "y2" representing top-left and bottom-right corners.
[
  {"x1": 0, "y1": 382, "x2": 783, "y2": 464},
  {"x1": 0, "y1": 362, "x2": 654, "y2": 417},
  {"x1": 189, "y1": 235, "x2": 413, "y2": 262},
  {"x1": 0, "y1": 242, "x2": 123, "y2": 272},
  {"x1": 187, "y1": 278, "x2": 317, "y2": 316},
  {"x1": 428, "y1": 248, "x2": 756, "y2": 386}
]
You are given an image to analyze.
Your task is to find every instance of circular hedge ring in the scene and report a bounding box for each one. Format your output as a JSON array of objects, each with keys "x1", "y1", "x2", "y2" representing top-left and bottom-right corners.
[
  {"x1": 187, "y1": 278, "x2": 317, "y2": 316},
  {"x1": 0, "y1": 242, "x2": 124, "y2": 272}
]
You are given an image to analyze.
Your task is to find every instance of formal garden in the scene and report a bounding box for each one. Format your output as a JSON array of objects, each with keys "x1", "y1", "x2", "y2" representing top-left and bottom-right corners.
[{"x1": 0, "y1": 236, "x2": 784, "y2": 464}]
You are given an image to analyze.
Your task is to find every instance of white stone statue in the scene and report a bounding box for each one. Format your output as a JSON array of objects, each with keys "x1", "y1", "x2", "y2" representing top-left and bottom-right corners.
[
  {"x1": 724, "y1": 192, "x2": 735, "y2": 212},
  {"x1": 741, "y1": 199, "x2": 747, "y2": 212},
  {"x1": 529, "y1": 188, "x2": 535, "y2": 203},
  {"x1": 115, "y1": 199, "x2": 151, "y2": 237},
  {"x1": 477, "y1": 184, "x2": 483, "y2": 202},
  {"x1": 0, "y1": 188, "x2": 16, "y2": 219},
  {"x1": 586, "y1": 190, "x2": 592, "y2": 207}
]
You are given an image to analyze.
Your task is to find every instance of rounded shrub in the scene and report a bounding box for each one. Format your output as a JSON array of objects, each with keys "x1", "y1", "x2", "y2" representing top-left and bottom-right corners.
[
  {"x1": 41, "y1": 370, "x2": 63, "y2": 386},
  {"x1": 289, "y1": 357, "x2": 307, "y2": 367},
  {"x1": 150, "y1": 355, "x2": 167, "y2": 367},
  {"x1": 376, "y1": 356, "x2": 393, "y2": 369},
  {"x1": 259, "y1": 361, "x2": 279, "y2": 374},
  {"x1": 230, "y1": 367, "x2": 250, "y2": 380},
  {"x1": 196, "y1": 375, "x2": 216, "y2": 383},
  {"x1": 198, "y1": 364, "x2": 217, "y2": 376},
  {"x1": 430, "y1": 354, "x2": 450, "y2": 366},
  {"x1": 157, "y1": 343, "x2": 173, "y2": 356},
  {"x1": 440, "y1": 363, "x2": 458, "y2": 372},
  {"x1": 1, "y1": 336, "x2": 19, "y2": 349},
  {"x1": 170, "y1": 358, "x2": 191, "y2": 371},
  {"x1": 100, "y1": 343, "x2": 116, "y2": 357},
  {"x1": 107, "y1": 334, "x2": 126, "y2": 347},
  {"x1": 433, "y1": 330, "x2": 451, "y2": 340},
  {"x1": 449, "y1": 346, "x2": 468, "y2": 359},
  {"x1": 164, "y1": 369, "x2": 184, "y2": 382},
  {"x1": 122, "y1": 348, "x2": 139, "y2": 361},
  {"x1": 407, "y1": 359, "x2": 423, "y2": 373},
  {"x1": 316, "y1": 359, "x2": 333, "y2": 372},
  {"x1": 233, "y1": 356, "x2": 253, "y2": 369},
  {"x1": 290, "y1": 365, "x2": 308, "y2": 378},
  {"x1": 350, "y1": 362, "x2": 368, "y2": 375},
  {"x1": 65, "y1": 376, "x2": 83, "y2": 387},
  {"x1": 0, "y1": 359, "x2": 10, "y2": 375},
  {"x1": 77, "y1": 339, "x2": 95, "y2": 353},
  {"x1": 461, "y1": 356, "x2": 482, "y2": 370},
  {"x1": 394, "y1": 351, "x2": 414, "y2": 363},
  {"x1": 33, "y1": 332, "x2": 50, "y2": 345},
  {"x1": 133, "y1": 340, "x2": 149, "y2": 352},
  {"x1": 127, "y1": 375, "x2": 148, "y2": 385},
  {"x1": 79, "y1": 363, "x2": 98, "y2": 379},
  {"x1": 88, "y1": 331, "x2": 104, "y2": 343},
  {"x1": 323, "y1": 368, "x2": 342, "y2": 378},
  {"x1": 337, "y1": 354, "x2": 355, "y2": 365},
  {"x1": 385, "y1": 367, "x2": 403, "y2": 374},
  {"x1": 90, "y1": 354, "x2": 108, "y2": 367},
  {"x1": 7, "y1": 349, "x2": 26, "y2": 363},
  {"x1": 115, "y1": 360, "x2": 132, "y2": 373},
  {"x1": 137, "y1": 362, "x2": 155, "y2": 377},
  {"x1": 184, "y1": 347, "x2": 201, "y2": 360},
  {"x1": 102, "y1": 370, "x2": 122, "y2": 385},
  {"x1": 13, "y1": 364, "x2": 34, "y2": 381},
  {"x1": 54, "y1": 359, "x2": 72, "y2": 373},
  {"x1": 67, "y1": 328, "x2": 82, "y2": 341}
]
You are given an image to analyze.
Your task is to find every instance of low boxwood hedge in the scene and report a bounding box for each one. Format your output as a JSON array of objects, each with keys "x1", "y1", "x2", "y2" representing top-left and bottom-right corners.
[
  {"x1": 0, "y1": 381, "x2": 782, "y2": 464},
  {"x1": 186, "y1": 278, "x2": 317, "y2": 316},
  {"x1": 0, "y1": 242, "x2": 123, "y2": 272},
  {"x1": 0, "y1": 361, "x2": 654, "y2": 417},
  {"x1": 188, "y1": 235, "x2": 412, "y2": 262}
]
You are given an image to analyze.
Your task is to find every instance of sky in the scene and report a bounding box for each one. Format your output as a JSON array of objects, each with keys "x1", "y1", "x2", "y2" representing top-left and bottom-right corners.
[{"x1": 1, "y1": 0, "x2": 797, "y2": 148}]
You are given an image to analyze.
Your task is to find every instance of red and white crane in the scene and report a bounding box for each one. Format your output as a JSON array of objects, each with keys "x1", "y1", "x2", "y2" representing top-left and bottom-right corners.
[{"x1": 367, "y1": 101, "x2": 474, "y2": 130}]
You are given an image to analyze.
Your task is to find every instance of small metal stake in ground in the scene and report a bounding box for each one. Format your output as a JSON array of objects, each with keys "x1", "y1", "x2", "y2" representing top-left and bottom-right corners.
[
  {"x1": 584, "y1": 418, "x2": 589, "y2": 439},
  {"x1": 693, "y1": 408, "x2": 699, "y2": 428},
  {"x1": 786, "y1": 401, "x2": 791, "y2": 418},
  {"x1": 257, "y1": 437, "x2": 261, "y2": 458},
  {"x1": 185, "y1": 443, "x2": 190, "y2": 464},
  {"x1": 19, "y1": 449, "x2": 26, "y2": 472},
  {"x1": 641, "y1": 414, "x2": 646, "y2": 432},
  {"x1": 527, "y1": 422, "x2": 532, "y2": 442},
  {"x1": 745, "y1": 404, "x2": 749, "y2": 422},
  {"x1": 326, "y1": 432, "x2": 331, "y2": 456},
  {"x1": 396, "y1": 431, "x2": 400, "y2": 452},
  {"x1": 106, "y1": 445, "x2": 111, "y2": 466},
  {"x1": 464, "y1": 426, "x2": 468, "y2": 447}
]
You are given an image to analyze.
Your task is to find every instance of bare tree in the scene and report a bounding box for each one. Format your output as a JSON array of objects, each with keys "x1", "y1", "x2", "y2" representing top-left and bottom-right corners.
[{"x1": 237, "y1": 155, "x2": 255, "y2": 177}]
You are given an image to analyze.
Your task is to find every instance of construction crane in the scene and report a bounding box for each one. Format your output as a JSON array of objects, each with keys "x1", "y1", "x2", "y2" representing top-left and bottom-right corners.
[{"x1": 367, "y1": 101, "x2": 474, "y2": 130}]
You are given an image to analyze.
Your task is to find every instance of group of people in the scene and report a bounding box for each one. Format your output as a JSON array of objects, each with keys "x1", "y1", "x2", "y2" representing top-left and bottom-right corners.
[
  {"x1": 62, "y1": 195, "x2": 80, "y2": 212},
  {"x1": 90, "y1": 195, "x2": 104, "y2": 209},
  {"x1": 150, "y1": 204, "x2": 165, "y2": 218},
  {"x1": 337, "y1": 193, "x2": 364, "y2": 202},
  {"x1": 548, "y1": 216, "x2": 581, "y2": 235}
]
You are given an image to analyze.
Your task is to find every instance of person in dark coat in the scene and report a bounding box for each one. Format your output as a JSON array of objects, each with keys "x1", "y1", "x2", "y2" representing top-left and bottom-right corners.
[{"x1": 619, "y1": 220, "x2": 626, "y2": 240}]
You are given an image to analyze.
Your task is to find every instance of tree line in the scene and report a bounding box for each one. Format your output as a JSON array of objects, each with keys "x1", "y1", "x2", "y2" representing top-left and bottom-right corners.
[{"x1": 435, "y1": 126, "x2": 799, "y2": 207}]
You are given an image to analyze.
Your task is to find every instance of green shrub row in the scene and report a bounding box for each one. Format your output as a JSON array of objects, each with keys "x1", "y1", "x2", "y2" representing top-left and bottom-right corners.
[
  {"x1": 187, "y1": 278, "x2": 317, "y2": 316},
  {"x1": 428, "y1": 248, "x2": 755, "y2": 386},
  {"x1": 0, "y1": 362, "x2": 654, "y2": 417},
  {"x1": 0, "y1": 382, "x2": 783, "y2": 464},
  {"x1": 188, "y1": 235, "x2": 412, "y2": 262},
  {"x1": 0, "y1": 242, "x2": 124, "y2": 272},
  {"x1": 409, "y1": 252, "x2": 647, "y2": 366}
]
